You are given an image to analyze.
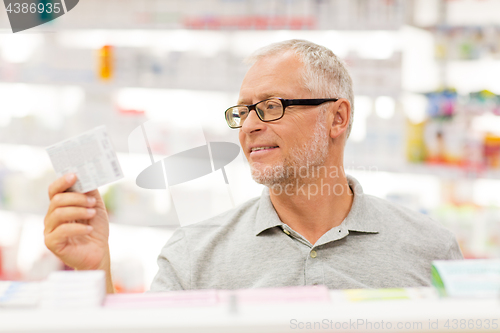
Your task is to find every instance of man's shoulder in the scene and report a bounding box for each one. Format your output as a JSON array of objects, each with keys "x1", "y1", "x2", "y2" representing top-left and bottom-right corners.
[
  {"x1": 362, "y1": 193, "x2": 453, "y2": 237},
  {"x1": 361, "y1": 194, "x2": 462, "y2": 259}
]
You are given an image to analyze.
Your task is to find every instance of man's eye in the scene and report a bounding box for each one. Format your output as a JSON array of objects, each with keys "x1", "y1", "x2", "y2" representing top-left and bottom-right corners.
[{"x1": 238, "y1": 110, "x2": 248, "y2": 117}]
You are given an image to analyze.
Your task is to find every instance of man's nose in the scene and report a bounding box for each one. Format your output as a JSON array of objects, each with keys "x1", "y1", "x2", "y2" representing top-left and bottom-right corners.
[{"x1": 240, "y1": 109, "x2": 265, "y2": 134}]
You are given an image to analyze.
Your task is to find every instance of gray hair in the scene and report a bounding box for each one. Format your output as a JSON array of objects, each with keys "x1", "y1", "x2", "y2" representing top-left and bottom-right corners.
[{"x1": 245, "y1": 39, "x2": 354, "y2": 139}]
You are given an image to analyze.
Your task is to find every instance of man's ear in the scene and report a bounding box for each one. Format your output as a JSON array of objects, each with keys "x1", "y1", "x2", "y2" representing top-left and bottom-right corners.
[{"x1": 329, "y1": 99, "x2": 350, "y2": 140}]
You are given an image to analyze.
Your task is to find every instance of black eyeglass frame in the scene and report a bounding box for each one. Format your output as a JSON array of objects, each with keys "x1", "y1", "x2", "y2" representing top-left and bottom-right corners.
[{"x1": 225, "y1": 97, "x2": 339, "y2": 129}]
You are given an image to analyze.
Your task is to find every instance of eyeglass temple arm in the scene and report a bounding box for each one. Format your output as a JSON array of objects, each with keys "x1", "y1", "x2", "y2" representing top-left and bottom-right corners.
[{"x1": 281, "y1": 98, "x2": 339, "y2": 108}]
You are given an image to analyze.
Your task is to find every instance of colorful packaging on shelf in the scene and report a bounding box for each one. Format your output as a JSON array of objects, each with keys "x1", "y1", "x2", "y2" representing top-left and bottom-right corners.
[
  {"x1": 425, "y1": 89, "x2": 458, "y2": 118},
  {"x1": 432, "y1": 259, "x2": 500, "y2": 298},
  {"x1": 423, "y1": 119, "x2": 466, "y2": 166},
  {"x1": 406, "y1": 121, "x2": 426, "y2": 163},
  {"x1": 467, "y1": 90, "x2": 500, "y2": 116},
  {"x1": 98, "y1": 45, "x2": 114, "y2": 80},
  {"x1": 484, "y1": 134, "x2": 500, "y2": 169}
]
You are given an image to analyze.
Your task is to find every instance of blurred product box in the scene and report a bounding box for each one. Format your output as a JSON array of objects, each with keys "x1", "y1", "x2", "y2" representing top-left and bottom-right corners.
[{"x1": 432, "y1": 259, "x2": 500, "y2": 298}]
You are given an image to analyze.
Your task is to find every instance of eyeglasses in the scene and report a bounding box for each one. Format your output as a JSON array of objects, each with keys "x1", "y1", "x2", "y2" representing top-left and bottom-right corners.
[{"x1": 225, "y1": 97, "x2": 339, "y2": 129}]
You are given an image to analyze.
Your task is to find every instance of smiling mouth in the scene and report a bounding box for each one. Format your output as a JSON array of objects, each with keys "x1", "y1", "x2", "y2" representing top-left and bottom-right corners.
[{"x1": 250, "y1": 146, "x2": 279, "y2": 153}]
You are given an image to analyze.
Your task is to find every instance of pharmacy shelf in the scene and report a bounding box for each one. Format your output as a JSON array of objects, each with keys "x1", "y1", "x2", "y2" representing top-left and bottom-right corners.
[
  {"x1": 0, "y1": 51, "x2": 403, "y2": 98},
  {"x1": 0, "y1": 79, "x2": 241, "y2": 95},
  {"x1": 0, "y1": 0, "x2": 409, "y2": 32}
]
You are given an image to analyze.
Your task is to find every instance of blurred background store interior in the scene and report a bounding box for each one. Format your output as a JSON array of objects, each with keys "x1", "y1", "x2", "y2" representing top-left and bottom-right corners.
[{"x1": 1, "y1": 0, "x2": 500, "y2": 292}]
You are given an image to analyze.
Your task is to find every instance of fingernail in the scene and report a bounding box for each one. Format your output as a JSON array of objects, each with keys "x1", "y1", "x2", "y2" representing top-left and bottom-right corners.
[
  {"x1": 87, "y1": 208, "x2": 96, "y2": 215},
  {"x1": 87, "y1": 197, "x2": 96, "y2": 205},
  {"x1": 86, "y1": 225, "x2": 93, "y2": 232},
  {"x1": 65, "y1": 174, "x2": 75, "y2": 183}
]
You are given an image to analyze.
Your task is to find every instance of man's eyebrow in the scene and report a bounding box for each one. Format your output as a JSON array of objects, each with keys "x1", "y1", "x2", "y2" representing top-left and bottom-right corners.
[{"x1": 237, "y1": 93, "x2": 284, "y2": 105}]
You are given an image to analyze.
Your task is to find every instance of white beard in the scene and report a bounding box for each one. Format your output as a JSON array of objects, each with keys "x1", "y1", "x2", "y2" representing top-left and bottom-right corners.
[{"x1": 250, "y1": 111, "x2": 330, "y2": 187}]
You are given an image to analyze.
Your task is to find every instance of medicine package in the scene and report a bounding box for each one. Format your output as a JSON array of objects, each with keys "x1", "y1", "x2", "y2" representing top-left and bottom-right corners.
[{"x1": 46, "y1": 126, "x2": 124, "y2": 193}]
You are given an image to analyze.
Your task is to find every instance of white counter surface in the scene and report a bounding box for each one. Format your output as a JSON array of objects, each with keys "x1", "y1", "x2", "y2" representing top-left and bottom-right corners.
[{"x1": 1, "y1": 291, "x2": 499, "y2": 333}]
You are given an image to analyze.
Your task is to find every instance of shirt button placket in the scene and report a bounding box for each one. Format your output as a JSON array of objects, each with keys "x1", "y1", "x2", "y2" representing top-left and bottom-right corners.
[{"x1": 305, "y1": 249, "x2": 322, "y2": 286}]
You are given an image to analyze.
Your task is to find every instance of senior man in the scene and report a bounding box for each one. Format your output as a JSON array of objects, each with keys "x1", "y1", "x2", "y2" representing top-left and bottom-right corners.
[{"x1": 44, "y1": 40, "x2": 462, "y2": 293}]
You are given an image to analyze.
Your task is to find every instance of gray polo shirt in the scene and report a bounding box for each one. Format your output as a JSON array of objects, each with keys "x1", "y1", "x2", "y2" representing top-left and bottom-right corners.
[{"x1": 150, "y1": 175, "x2": 462, "y2": 291}]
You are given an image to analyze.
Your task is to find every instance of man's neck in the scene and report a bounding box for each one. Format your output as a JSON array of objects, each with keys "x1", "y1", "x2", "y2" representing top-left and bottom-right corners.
[{"x1": 268, "y1": 168, "x2": 353, "y2": 245}]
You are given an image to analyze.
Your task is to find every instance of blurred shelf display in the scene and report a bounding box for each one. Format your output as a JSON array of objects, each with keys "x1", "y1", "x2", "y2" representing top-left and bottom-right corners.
[
  {"x1": 405, "y1": 89, "x2": 500, "y2": 176},
  {"x1": 0, "y1": 0, "x2": 408, "y2": 31},
  {"x1": 0, "y1": 32, "x2": 403, "y2": 95},
  {"x1": 432, "y1": 25, "x2": 500, "y2": 61}
]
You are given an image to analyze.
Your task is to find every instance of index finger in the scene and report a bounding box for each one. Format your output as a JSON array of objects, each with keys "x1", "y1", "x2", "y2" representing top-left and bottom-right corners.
[{"x1": 48, "y1": 174, "x2": 77, "y2": 200}]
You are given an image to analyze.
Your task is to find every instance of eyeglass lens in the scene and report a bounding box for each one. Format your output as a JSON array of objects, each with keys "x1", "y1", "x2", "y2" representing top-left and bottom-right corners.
[{"x1": 227, "y1": 98, "x2": 284, "y2": 127}]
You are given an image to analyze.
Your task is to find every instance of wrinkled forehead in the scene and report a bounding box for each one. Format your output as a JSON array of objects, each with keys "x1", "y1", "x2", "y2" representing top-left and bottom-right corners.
[{"x1": 238, "y1": 52, "x2": 310, "y2": 104}]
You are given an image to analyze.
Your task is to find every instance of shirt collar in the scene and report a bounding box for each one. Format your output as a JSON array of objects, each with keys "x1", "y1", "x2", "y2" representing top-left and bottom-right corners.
[
  {"x1": 254, "y1": 187, "x2": 284, "y2": 236},
  {"x1": 254, "y1": 174, "x2": 379, "y2": 236},
  {"x1": 342, "y1": 174, "x2": 379, "y2": 233}
]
